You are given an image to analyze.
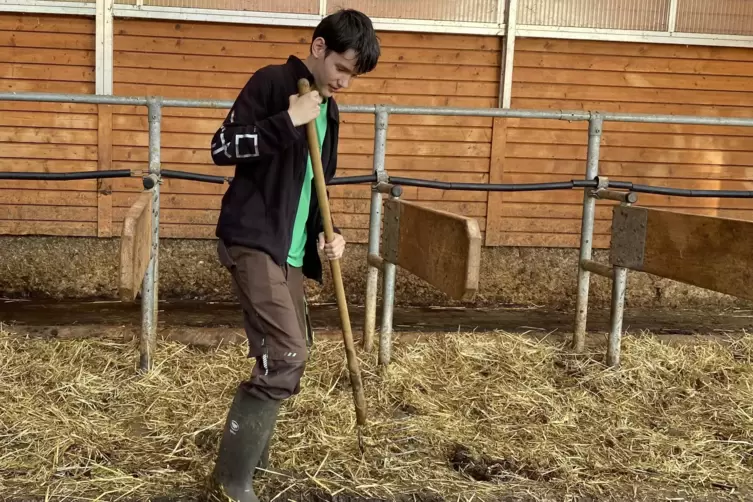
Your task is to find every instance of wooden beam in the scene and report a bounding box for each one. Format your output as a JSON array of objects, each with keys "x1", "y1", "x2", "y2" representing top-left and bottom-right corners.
[
  {"x1": 119, "y1": 191, "x2": 152, "y2": 302},
  {"x1": 97, "y1": 104, "x2": 113, "y2": 237},
  {"x1": 484, "y1": 117, "x2": 508, "y2": 246},
  {"x1": 610, "y1": 206, "x2": 753, "y2": 301},
  {"x1": 383, "y1": 199, "x2": 482, "y2": 301}
]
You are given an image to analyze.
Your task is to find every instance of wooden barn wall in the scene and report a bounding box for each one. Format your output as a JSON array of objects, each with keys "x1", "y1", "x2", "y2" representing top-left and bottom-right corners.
[
  {"x1": 0, "y1": 14, "x2": 102, "y2": 237},
  {"x1": 3, "y1": 13, "x2": 753, "y2": 251},
  {"x1": 486, "y1": 37, "x2": 753, "y2": 248},
  {"x1": 109, "y1": 19, "x2": 501, "y2": 243}
]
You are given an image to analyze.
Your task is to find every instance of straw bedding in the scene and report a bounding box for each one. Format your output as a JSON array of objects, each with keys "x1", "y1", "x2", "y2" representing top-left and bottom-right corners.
[{"x1": 1, "y1": 325, "x2": 752, "y2": 502}]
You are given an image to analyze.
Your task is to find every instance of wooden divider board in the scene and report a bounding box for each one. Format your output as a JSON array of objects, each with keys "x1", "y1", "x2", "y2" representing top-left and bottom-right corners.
[
  {"x1": 119, "y1": 191, "x2": 153, "y2": 301},
  {"x1": 383, "y1": 199, "x2": 482, "y2": 301},
  {"x1": 610, "y1": 205, "x2": 753, "y2": 301}
]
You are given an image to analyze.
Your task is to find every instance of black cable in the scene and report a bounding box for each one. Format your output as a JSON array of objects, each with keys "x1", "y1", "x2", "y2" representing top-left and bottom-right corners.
[
  {"x1": 389, "y1": 176, "x2": 599, "y2": 192},
  {"x1": 161, "y1": 170, "x2": 226, "y2": 184},
  {"x1": 0, "y1": 170, "x2": 132, "y2": 180},
  {"x1": 4, "y1": 169, "x2": 753, "y2": 199},
  {"x1": 328, "y1": 174, "x2": 378, "y2": 185}
]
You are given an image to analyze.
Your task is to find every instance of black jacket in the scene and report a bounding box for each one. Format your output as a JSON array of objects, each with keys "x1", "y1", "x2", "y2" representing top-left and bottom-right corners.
[{"x1": 211, "y1": 56, "x2": 340, "y2": 283}]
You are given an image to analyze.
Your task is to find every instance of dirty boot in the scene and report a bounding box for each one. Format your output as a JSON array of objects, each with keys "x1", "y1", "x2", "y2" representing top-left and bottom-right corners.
[
  {"x1": 255, "y1": 414, "x2": 277, "y2": 475},
  {"x1": 210, "y1": 385, "x2": 281, "y2": 502}
]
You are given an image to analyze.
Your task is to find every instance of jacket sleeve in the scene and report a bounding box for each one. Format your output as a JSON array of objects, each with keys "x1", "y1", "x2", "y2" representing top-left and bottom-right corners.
[{"x1": 211, "y1": 71, "x2": 303, "y2": 166}]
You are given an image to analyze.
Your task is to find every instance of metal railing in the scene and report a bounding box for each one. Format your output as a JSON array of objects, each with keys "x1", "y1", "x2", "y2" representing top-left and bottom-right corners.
[{"x1": 2, "y1": 90, "x2": 753, "y2": 369}]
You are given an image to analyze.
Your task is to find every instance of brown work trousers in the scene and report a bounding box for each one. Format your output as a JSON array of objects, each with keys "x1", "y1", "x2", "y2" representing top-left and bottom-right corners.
[{"x1": 217, "y1": 240, "x2": 312, "y2": 401}]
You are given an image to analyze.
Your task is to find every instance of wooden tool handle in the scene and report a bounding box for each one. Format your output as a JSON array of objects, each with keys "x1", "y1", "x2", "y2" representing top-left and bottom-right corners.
[{"x1": 297, "y1": 78, "x2": 367, "y2": 426}]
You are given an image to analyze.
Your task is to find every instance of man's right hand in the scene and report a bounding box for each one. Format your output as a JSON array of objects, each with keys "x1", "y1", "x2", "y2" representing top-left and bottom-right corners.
[{"x1": 288, "y1": 91, "x2": 321, "y2": 127}]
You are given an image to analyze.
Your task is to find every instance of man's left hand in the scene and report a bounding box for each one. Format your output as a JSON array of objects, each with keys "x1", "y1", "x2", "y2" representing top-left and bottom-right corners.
[{"x1": 318, "y1": 232, "x2": 346, "y2": 261}]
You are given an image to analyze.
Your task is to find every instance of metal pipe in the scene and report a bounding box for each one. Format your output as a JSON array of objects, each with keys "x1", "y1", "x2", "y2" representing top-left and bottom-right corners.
[
  {"x1": 607, "y1": 266, "x2": 628, "y2": 368},
  {"x1": 379, "y1": 189, "x2": 400, "y2": 367},
  {"x1": 375, "y1": 182, "x2": 403, "y2": 197},
  {"x1": 0, "y1": 170, "x2": 132, "y2": 180},
  {"x1": 367, "y1": 253, "x2": 385, "y2": 270},
  {"x1": 581, "y1": 259, "x2": 614, "y2": 279},
  {"x1": 363, "y1": 106, "x2": 389, "y2": 353},
  {"x1": 592, "y1": 189, "x2": 638, "y2": 204},
  {"x1": 7, "y1": 91, "x2": 753, "y2": 129},
  {"x1": 379, "y1": 259, "x2": 397, "y2": 366},
  {"x1": 573, "y1": 113, "x2": 604, "y2": 352},
  {"x1": 140, "y1": 96, "x2": 162, "y2": 373}
]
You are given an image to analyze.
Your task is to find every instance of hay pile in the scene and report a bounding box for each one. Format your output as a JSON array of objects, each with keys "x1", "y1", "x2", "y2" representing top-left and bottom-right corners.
[{"x1": 1, "y1": 325, "x2": 752, "y2": 502}]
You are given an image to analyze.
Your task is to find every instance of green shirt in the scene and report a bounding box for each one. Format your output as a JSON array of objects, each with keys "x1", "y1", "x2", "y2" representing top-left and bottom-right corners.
[{"x1": 287, "y1": 100, "x2": 328, "y2": 267}]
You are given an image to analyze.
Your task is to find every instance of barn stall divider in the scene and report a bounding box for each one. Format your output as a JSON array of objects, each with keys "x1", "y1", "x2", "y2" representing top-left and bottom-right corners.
[{"x1": 2, "y1": 90, "x2": 753, "y2": 374}]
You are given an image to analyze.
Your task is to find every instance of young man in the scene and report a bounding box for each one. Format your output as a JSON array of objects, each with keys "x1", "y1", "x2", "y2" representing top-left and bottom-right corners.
[{"x1": 207, "y1": 9, "x2": 380, "y2": 502}]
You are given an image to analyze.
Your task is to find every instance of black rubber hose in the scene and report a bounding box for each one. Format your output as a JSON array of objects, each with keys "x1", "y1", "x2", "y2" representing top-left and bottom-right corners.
[
  {"x1": 389, "y1": 176, "x2": 599, "y2": 192},
  {"x1": 161, "y1": 169, "x2": 226, "y2": 184},
  {"x1": 328, "y1": 174, "x2": 378, "y2": 185},
  {"x1": 0, "y1": 170, "x2": 132, "y2": 180}
]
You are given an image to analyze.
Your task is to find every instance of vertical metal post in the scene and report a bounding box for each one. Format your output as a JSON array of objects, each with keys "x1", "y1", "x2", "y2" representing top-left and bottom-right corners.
[
  {"x1": 378, "y1": 188, "x2": 399, "y2": 367},
  {"x1": 140, "y1": 96, "x2": 162, "y2": 372},
  {"x1": 573, "y1": 112, "x2": 603, "y2": 352},
  {"x1": 607, "y1": 266, "x2": 628, "y2": 367},
  {"x1": 363, "y1": 106, "x2": 389, "y2": 352}
]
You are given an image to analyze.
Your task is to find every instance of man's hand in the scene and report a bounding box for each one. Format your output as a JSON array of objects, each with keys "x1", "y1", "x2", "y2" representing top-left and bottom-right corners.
[
  {"x1": 288, "y1": 91, "x2": 321, "y2": 127},
  {"x1": 318, "y1": 232, "x2": 346, "y2": 261}
]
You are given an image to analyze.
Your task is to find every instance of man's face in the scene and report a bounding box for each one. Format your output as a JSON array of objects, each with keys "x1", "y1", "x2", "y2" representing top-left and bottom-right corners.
[{"x1": 310, "y1": 38, "x2": 358, "y2": 98}]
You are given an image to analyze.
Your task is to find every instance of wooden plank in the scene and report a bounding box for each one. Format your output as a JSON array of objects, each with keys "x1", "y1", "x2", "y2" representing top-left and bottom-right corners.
[
  {"x1": 508, "y1": 119, "x2": 753, "y2": 138},
  {"x1": 115, "y1": 19, "x2": 501, "y2": 51},
  {"x1": 112, "y1": 83, "x2": 498, "y2": 108},
  {"x1": 0, "y1": 143, "x2": 98, "y2": 161},
  {"x1": 383, "y1": 199, "x2": 481, "y2": 300},
  {"x1": 0, "y1": 126, "x2": 97, "y2": 145},
  {"x1": 513, "y1": 82, "x2": 753, "y2": 108},
  {"x1": 114, "y1": 35, "x2": 500, "y2": 66},
  {"x1": 0, "y1": 80, "x2": 94, "y2": 94},
  {"x1": 506, "y1": 143, "x2": 753, "y2": 166},
  {"x1": 512, "y1": 98, "x2": 753, "y2": 118},
  {"x1": 514, "y1": 67, "x2": 753, "y2": 94},
  {"x1": 508, "y1": 131, "x2": 753, "y2": 153},
  {"x1": 0, "y1": 205, "x2": 96, "y2": 221},
  {"x1": 114, "y1": 51, "x2": 502, "y2": 82},
  {"x1": 0, "y1": 14, "x2": 95, "y2": 34},
  {"x1": 495, "y1": 232, "x2": 611, "y2": 248},
  {"x1": 98, "y1": 105, "x2": 114, "y2": 238},
  {"x1": 337, "y1": 155, "x2": 491, "y2": 172},
  {"x1": 119, "y1": 191, "x2": 152, "y2": 302},
  {"x1": 515, "y1": 52, "x2": 753, "y2": 79},
  {"x1": 0, "y1": 220, "x2": 96, "y2": 236},
  {"x1": 485, "y1": 117, "x2": 508, "y2": 246},
  {"x1": 0, "y1": 101, "x2": 97, "y2": 114},
  {"x1": 0, "y1": 159, "x2": 98, "y2": 172},
  {"x1": 0, "y1": 31, "x2": 94, "y2": 50},
  {"x1": 517, "y1": 38, "x2": 753, "y2": 62},
  {"x1": 0, "y1": 63, "x2": 94, "y2": 83},
  {"x1": 0, "y1": 110, "x2": 98, "y2": 129},
  {"x1": 0, "y1": 190, "x2": 96, "y2": 206},
  {"x1": 0, "y1": 47, "x2": 94, "y2": 67},
  {"x1": 611, "y1": 206, "x2": 753, "y2": 301},
  {"x1": 0, "y1": 180, "x2": 94, "y2": 191},
  {"x1": 340, "y1": 113, "x2": 493, "y2": 128},
  {"x1": 113, "y1": 68, "x2": 499, "y2": 97}
]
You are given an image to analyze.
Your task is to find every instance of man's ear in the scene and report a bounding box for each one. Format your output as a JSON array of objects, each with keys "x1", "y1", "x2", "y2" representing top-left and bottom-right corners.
[{"x1": 311, "y1": 37, "x2": 327, "y2": 59}]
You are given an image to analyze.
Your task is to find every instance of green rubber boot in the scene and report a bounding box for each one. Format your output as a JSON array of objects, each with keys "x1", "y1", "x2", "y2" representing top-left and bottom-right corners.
[{"x1": 210, "y1": 386, "x2": 281, "y2": 502}]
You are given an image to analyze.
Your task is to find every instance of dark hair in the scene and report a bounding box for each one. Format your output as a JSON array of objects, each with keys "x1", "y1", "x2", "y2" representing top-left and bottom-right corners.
[{"x1": 312, "y1": 9, "x2": 381, "y2": 75}]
